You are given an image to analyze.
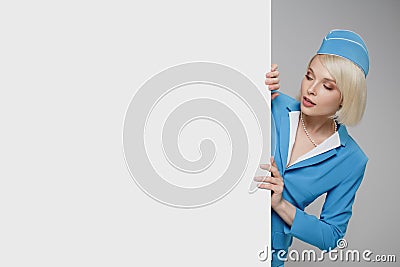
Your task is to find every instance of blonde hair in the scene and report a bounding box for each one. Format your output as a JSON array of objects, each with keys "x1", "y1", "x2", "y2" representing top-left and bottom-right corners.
[{"x1": 311, "y1": 54, "x2": 367, "y2": 126}]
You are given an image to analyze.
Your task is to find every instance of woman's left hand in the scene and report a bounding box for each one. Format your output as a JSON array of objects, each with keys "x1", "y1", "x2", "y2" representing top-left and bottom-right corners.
[{"x1": 254, "y1": 156, "x2": 285, "y2": 209}]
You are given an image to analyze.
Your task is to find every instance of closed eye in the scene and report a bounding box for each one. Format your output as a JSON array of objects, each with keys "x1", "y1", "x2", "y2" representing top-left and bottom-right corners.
[{"x1": 305, "y1": 74, "x2": 313, "y2": 81}]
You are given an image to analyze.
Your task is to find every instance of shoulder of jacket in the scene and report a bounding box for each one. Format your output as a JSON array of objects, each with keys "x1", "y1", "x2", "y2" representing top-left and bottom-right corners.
[
  {"x1": 273, "y1": 92, "x2": 298, "y2": 109},
  {"x1": 342, "y1": 134, "x2": 368, "y2": 164}
]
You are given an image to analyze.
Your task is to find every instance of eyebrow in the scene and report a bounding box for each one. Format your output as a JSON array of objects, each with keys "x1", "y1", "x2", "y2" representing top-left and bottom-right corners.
[
  {"x1": 308, "y1": 67, "x2": 336, "y2": 83},
  {"x1": 324, "y1": 78, "x2": 336, "y2": 83}
]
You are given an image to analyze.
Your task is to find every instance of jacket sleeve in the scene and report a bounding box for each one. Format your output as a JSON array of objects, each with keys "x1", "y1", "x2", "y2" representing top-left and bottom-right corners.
[{"x1": 283, "y1": 159, "x2": 367, "y2": 251}]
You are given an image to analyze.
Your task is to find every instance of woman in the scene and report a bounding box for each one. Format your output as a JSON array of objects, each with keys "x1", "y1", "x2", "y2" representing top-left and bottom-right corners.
[{"x1": 255, "y1": 29, "x2": 369, "y2": 266}]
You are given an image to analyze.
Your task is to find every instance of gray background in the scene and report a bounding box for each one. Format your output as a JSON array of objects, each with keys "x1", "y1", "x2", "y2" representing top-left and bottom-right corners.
[{"x1": 272, "y1": 0, "x2": 400, "y2": 265}]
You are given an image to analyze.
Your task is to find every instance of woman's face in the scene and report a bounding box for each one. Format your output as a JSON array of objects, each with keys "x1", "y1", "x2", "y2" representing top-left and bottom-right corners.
[{"x1": 300, "y1": 56, "x2": 342, "y2": 118}]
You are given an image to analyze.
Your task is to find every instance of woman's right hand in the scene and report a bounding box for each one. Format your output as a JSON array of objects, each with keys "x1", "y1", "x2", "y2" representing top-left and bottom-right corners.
[{"x1": 265, "y1": 64, "x2": 280, "y2": 100}]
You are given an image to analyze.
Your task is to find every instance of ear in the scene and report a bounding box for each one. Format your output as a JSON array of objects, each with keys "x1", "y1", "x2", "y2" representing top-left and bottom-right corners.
[
  {"x1": 339, "y1": 92, "x2": 344, "y2": 107},
  {"x1": 338, "y1": 98, "x2": 343, "y2": 109}
]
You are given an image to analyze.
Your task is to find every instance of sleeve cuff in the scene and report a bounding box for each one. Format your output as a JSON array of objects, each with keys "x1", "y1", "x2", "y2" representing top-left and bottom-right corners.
[{"x1": 283, "y1": 207, "x2": 305, "y2": 236}]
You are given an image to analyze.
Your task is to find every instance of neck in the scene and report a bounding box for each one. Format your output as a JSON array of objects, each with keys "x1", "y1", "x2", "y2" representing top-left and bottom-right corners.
[{"x1": 301, "y1": 112, "x2": 335, "y2": 135}]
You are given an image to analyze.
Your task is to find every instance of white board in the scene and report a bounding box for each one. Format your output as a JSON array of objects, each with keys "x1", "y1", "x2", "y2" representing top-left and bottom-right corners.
[{"x1": 0, "y1": 1, "x2": 271, "y2": 266}]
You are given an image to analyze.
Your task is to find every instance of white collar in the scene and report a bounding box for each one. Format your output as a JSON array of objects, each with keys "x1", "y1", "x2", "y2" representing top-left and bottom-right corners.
[{"x1": 287, "y1": 111, "x2": 341, "y2": 167}]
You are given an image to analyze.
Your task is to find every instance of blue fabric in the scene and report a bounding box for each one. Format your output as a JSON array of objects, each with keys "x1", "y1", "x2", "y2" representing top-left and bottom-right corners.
[
  {"x1": 270, "y1": 93, "x2": 368, "y2": 267},
  {"x1": 317, "y1": 29, "x2": 369, "y2": 76}
]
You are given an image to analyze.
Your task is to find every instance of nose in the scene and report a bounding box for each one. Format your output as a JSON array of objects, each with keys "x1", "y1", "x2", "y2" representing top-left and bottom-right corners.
[{"x1": 307, "y1": 83, "x2": 317, "y2": 95}]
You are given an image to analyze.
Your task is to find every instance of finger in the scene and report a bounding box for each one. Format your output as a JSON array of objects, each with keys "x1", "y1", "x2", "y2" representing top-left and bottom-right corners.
[
  {"x1": 257, "y1": 182, "x2": 273, "y2": 190},
  {"x1": 259, "y1": 164, "x2": 271, "y2": 170},
  {"x1": 257, "y1": 183, "x2": 281, "y2": 193},
  {"x1": 271, "y1": 92, "x2": 280, "y2": 100},
  {"x1": 269, "y1": 157, "x2": 282, "y2": 179},
  {"x1": 265, "y1": 77, "x2": 280, "y2": 85},
  {"x1": 260, "y1": 163, "x2": 279, "y2": 174},
  {"x1": 268, "y1": 84, "x2": 280, "y2": 90},
  {"x1": 260, "y1": 164, "x2": 274, "y2": 173},
  {"x1": 271, "y1": 156, "x2": 277, "y2": 167},
  {"x1": 256, "y1": 177, "x2": 282, "y2": 187},
  {"x1": 254, "y1": 176, "x2": 269, "y2": 182},
  {"x1": 266, "y1": 70, "x2": 279, "y2": 78},
  {"x1": 258, "y1": 179, "x2": 283, "y2": 193},
  {"x1": 271, "y1": 64, "x2": 278, "y2": 72},
  {"x1": 269, "y1": 176, "x2": 284, "y2": 186}
]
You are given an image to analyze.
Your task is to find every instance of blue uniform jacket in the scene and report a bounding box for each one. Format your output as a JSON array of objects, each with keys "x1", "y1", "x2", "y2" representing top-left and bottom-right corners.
[{"x1": 271, "y1": 93, "x2": 368, "y2": 266}]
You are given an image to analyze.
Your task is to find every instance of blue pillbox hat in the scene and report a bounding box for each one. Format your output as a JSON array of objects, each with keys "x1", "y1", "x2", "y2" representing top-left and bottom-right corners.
[{"x1": 317, "y1": 29, "x2": 369, "y2": 77}]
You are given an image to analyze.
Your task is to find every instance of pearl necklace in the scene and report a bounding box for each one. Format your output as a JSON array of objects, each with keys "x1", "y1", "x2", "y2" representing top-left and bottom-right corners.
[{"x1": 300, "y1": 112, "x2": 337, "y2": 147}]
